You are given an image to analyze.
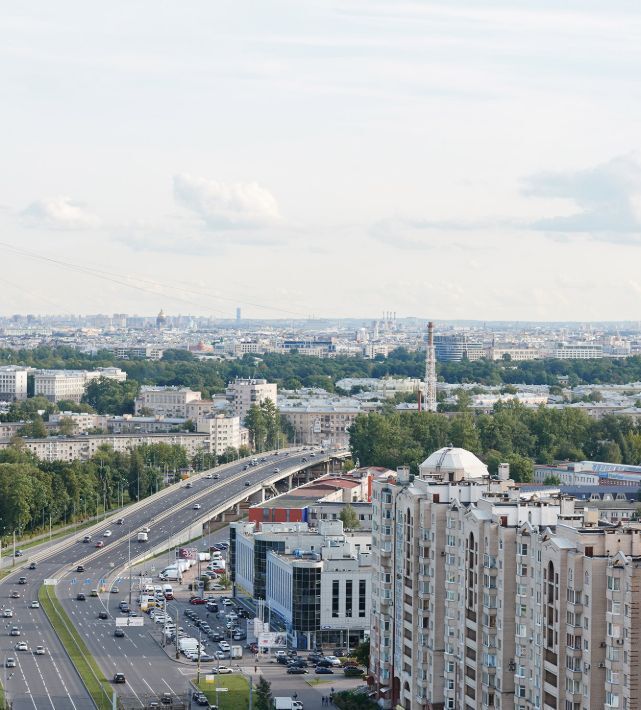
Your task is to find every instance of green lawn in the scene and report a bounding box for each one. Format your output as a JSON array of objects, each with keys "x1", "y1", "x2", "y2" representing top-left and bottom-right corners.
[
  {"x1": 198, "y1": 674, "x2": 250, "y2": 710},
  {"x1": 38, "y1": 584, "x2": 114, "y2": 710},
  {"x1": 0, "y1": 678, "x2": 5, "y2": 710}
]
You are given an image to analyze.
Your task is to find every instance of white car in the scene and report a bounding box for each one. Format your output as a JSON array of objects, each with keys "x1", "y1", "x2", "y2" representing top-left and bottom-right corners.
[
  {"x1": 222, "y1": 599, "x2": 233, "y2": 606},
  {"x1": 34, "y1": 646, "x2": 46, "y2": 655},
  {"x1": 205, "y1": 474, "x2": 213, "y2": 479},
  {"x1": 218, "y1": 641, "x2": 230, "y2": 651},
  {"x1": 15, "y1": 641, "x2": 28, "y2": 651},
  {"x1": 212, "y1": 666, "x2": 233, "y2": 674},
  {"x1": 30, "y1": 601, "x2": 40, "y2": 609},
  {"x1": 3, "y1": 609, "x2": 13, "y2": 618},
  {"x1": 193, "y1": 503, "x2": 201, "y2": 510},
  {"x1": 211, "y1": 584, "x2": 225, "y2": 591},
  {"x1": 103, "y1": 530, "x2": 112, "y2": 537}
]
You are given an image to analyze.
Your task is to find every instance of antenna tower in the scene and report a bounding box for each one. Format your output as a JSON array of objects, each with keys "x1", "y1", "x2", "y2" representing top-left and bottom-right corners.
[{"x1": 424, "y1": 321, "x2": 437, "y2": 412}]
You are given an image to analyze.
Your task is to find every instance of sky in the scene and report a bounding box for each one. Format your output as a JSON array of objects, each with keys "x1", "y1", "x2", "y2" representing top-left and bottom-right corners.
[{"x1": 2, "y1": 0, "x2": 641, "y2": 321}]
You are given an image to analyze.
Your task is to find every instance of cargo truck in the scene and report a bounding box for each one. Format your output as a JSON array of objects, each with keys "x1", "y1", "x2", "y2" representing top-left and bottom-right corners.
[{"x1": 137, "y1": 531, "x2": 148, "y2": 543}]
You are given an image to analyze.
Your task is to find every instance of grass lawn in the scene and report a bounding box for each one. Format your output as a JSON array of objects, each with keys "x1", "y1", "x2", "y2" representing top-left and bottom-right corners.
[
  {"x1": 198, "y1": 674, "x2": 250, "y2": 710},
  {"x1": 0, "y1": 679, "x2": 5, "y2": 710},
  {"x1": 39, "y1": 584, "x2": 114, "y2": 710}
]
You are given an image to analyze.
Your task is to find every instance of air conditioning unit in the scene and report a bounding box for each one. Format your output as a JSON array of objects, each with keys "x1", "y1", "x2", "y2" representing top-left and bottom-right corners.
[
  {"x1": 599, "y1": 662, "x2": 606, "y2": 668},
  {"x1": 616, "y1": 639, "x2": 624, "y2": 645}
]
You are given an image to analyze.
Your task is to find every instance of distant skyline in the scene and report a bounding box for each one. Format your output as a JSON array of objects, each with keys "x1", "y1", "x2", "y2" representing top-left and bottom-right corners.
[{"x1": 2, "y1": 1, "x2": 641, "y2": 320}]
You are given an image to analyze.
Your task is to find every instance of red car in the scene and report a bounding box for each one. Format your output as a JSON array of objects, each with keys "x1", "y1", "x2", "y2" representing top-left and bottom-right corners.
[
  {"x1": 189, "y1": 597, "x2": 206, "y2": 605},
  {"x1": 95, "y1": 541, "x2": 104, "y2": 548}
]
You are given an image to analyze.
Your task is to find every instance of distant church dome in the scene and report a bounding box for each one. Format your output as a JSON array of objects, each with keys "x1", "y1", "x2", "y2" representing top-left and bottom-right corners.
[
  {"x1": 156, "y1": 309, "x2": 167, "y2": 328},
  {"x1": 419, "y1": 445, "x2": 488, "y2": 480}
]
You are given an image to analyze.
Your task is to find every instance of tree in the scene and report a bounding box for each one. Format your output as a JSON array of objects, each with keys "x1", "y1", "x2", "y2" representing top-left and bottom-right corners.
[
  {"x1": 543, "y1": 475, "x2": 561, "y2": 485},
  {"x1": 353, "y1": 638, "x2": 370, "y2": 667},
  {"x1": 82, "y1": 377, "x2": 140, "y2": 415},
  {"x1": 57, "y1": 417, "x2": 76, "y2": 436},
  {"x1": 254, "y1": 676, "x2": 273, "y2": 710},
  {"x1": 245, "y1": 405, "x2": 267, "y2": 452},
  {"x1": 339, "y1": 504, "x2": 360, "y2": 530},
  {"x1": 19, "y1": 416, "x2": 48, "y2": 438}
]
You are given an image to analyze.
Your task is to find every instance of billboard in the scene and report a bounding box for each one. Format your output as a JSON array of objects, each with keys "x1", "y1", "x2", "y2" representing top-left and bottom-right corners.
[
  {"x1": 178, "y1": 547, "x2": 197, "y2": 560},
  {"x1": 115, "y1": 617, "x2": 144, "y2": 627},
  {"x1": 257, "y1": 632, "x2": 286, "y2": 649}
]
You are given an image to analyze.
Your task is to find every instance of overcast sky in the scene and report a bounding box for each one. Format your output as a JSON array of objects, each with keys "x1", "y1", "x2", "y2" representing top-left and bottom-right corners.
[{"x1": 3, "y1": 1, "x2": 641, "y2": 321}]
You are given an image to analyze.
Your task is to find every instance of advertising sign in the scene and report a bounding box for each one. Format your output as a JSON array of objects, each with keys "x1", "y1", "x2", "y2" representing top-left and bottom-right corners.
[{"x1": 257, "y1": 632, "x2": 286, "y2": 649}]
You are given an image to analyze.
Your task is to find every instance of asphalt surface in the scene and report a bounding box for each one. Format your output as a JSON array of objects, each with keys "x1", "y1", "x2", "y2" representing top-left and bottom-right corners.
[{"x1": 0, "y1": 449, "x2": 339, "y2": 709}]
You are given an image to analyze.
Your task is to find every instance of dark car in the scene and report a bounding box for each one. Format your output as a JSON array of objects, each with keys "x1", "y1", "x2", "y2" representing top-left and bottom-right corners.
[
  {"x1": 112, "y1": 672, "x2": 126, "y2": 684},
  {"x1": 76, "y1": 565, "x2": 85, "y2": 572},
  {"x1": 288, "y1": 659, "x2": 308, "y2": 668},
  {"x1": 276, "y1": 656, "x2": 290, "y2": 665},
  {"x1": 308, "y1": 653, "x2": 323, "y2": 663},
  {"x1": 315, "y1": 667, "x2": 334, "y2": 674},
  {"x1": 244, "y1": 481, "x2": 251, "y2": 487},
  {"x1": 344, "y1": 667, "x2": 365, "y2": 677},
  {"x1": 192, "y1": 691, "x2": 209, "y2": 707},
  {"x1": 28, "y1": 562, "x2": 37, "y2": 570},
  {"x1": 316, "y1": 659, "x2": 334, "y2": 668},
  {"x1": 14, "y1": 550, "x2": 23, "y2": 557},
  {"x1": 287, "y1": 667, "x2": 307, "y2": 674},
  {"x1": 114, "y1": 628, "x2": 125, "y2": 638},
  {"x1": 76, "y1": 593, "x2": 86, "y2": 601},
  {"x1": 98, "y1": 611, "x2": 109, "y2": 620},
  {"x1": 160, "y1": 693, "x2": 173, "y2": 705},
  {"x1": 210, "y1": 632, "x2": 224, "y2": 642}
]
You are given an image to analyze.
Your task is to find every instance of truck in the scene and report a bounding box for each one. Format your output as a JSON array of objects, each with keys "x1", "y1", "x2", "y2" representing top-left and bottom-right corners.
[
  {"x1": 137, "y1": 531, "x2": 148, "y2": 543},
  {"x1": 178, "y1": 637, "x2": 204, "y2": 654},
  {"x1": 272, "y1": 699, "x2": 304, "y2": 710},
  {"x1": 231, "y1": 645, "x2": 242, "y2": 659}
]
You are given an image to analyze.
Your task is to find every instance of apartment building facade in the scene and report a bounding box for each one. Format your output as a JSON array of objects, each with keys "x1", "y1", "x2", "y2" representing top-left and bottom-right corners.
[
  {"x1": 226, "y1": 378, "x2": 277, "y2": 423},
  {"x1": 134, "y1": 386, "x2": 201, "y2": 417},
  {"x1": 33, "y1": 367, "x2": 126, "y2": 403},
  {"x1": 370, "y1": 446, "x2": 641, "y2": 710},
  {"x1": 0, "y1": 365, "x2": 29, "y2": 401},
  {"x1": 195, "y1": 413, "x2": 244, "y2": 455}
]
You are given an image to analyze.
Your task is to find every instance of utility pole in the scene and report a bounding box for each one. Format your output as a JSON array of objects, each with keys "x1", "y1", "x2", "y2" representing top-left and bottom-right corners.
[{"x1": 12, "y1": 529, "x2": 16, "y2": 566}]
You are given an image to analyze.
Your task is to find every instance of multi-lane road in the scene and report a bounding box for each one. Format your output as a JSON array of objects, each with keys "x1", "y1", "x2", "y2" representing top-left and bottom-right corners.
[{"x1": 1, "y1": 449, "x2": 343, "y2": 709}]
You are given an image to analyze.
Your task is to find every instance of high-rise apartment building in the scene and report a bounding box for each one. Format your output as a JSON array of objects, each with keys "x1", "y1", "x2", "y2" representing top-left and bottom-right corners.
[
  {"x1": 370, "y1": 446, "x2": 641, "y2": 710},
  {"x1": 226, "y1": 378, "x2": 277, "y2": 423}
]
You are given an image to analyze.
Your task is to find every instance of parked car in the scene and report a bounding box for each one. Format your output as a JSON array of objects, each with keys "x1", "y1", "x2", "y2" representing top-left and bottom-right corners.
[
  {"x1": 192, "y1": 691, "x2": 209, "y2": 706},
  {"x1": 344, "y1": 667, "x2": 365, "y2": 677},
  {"x1": 315, "y1": 667, "x2": 334, "y2": 674},
  {"x1": 287, "y1": 667, "x2": 307, "y2": 675}
]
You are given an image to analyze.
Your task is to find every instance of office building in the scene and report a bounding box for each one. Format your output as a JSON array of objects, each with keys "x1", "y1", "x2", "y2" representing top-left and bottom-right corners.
[
  {"x1": 33, "y1": 368, "x2": 126, "y2": 403},
  {"x1": 0, "y1": 365, "x2": 29, "y2": 401},
  {"x1": 231, "y1": 519, "x2": 372, "y2": 650},
  {"x1": 434, "y1": 334, "x2": 485, "y2": 362},
  {"x1": 226, "y1": 378, "x2": 277, "y2": 422}
]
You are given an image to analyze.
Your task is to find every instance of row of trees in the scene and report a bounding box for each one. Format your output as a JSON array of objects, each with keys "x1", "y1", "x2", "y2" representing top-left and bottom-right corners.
[
  {"x1": 7, "y1": 346, "x2": 641, "y2": 395},
  {"x1": 0, "y1": 442, "x2": 190, "y2": 542},
  {"x1": 349, "y1": 401, "x2": 641, "y2": 482}
]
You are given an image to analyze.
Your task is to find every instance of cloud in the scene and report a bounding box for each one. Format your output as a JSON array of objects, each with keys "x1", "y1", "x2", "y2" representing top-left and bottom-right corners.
[
  {"x1": 22, "y1": 196, "x2": 100, "y2": 230},
  {"x1": 370, "y1": 216, "x2": 495, "y2": 250},
  {"x1": 522, "y1": 155, "x2": 641, "y2": 243},
  {"x1": 173, "y1": 173, "x2": 281, "y2": 230}
]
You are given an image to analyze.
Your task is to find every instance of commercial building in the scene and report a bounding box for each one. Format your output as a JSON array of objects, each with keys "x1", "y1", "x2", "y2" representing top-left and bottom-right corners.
[
  {"x1": 33, "y1": 367, "x2": 126, "y2": 403},
  {"x1": 552, "y1": 343, "x2": 603, "y2": 359},
  {"x1": 107, "y1": 346, "x2": 164, "y2": 360},
  {"x1": 369, "y1": 445, "x2": 641, "y2": 710},
  {"x1": 231, "y1": 519, "x2": 372, "y2": 649},
  {"x1": 434, "y1": 334, "x2": 485, "y2": 362},
  {"x1": 134, "y1": 386, "x2": 202, "y2": 418},
  {"x1": 0, "y1": 365, "x2": 29, "y2": 401},
  {"x1": 226, "y1": 378, "x2": 278, "y2": 422}
]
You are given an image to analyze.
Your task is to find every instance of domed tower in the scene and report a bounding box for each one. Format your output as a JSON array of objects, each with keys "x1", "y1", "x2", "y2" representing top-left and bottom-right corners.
[
  {"x1": 418, "y1": 444, "x2": 488, "y2": 483},
  {"x1": 156, "y1": 309, "x2": 167, "y2": 329}
]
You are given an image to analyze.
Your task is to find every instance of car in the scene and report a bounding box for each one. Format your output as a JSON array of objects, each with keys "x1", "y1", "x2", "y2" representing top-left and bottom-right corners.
[
  {"x1": 193, "y1": 503, "x2": 201, "y2": 510},
  {"x1": 273, "y1": 467, "x2": 280, "y2": 473},
  {"x1": 212, "y1": 474, "x2": 220, "y2": 480},
  {"x1": 76, "y1": 565, "x2": 85, "y2": 572},
  {"x1": 301, "y1": 457, "x2": 307, "y2": 462},
  {"x1": 90, "y1": 589, "x2": 99, "y2": 597},
  {"x1": 315, "y1": 667, "x2": 334, "y2": 674},
  {"x1": 34, "y1": 646, "x2": 46, "y2": 656},
  {"x1": 210, "y1": 632, "x2": 224, "y2": 642},
  {"x1": 218, "y1": 542, "x2": 229, "y2": 549},
  {"x1": 3, "y1": 609, "x2": 13, "y2": 618},
  {"x1": 185, "y1": 482, "x2": 193, "y2": 489},
  {"x1": 287, "y1": 667, "x2": 307, "y2": 674},
  {"x1": 5, "y1": 658, "x2": 16, "y2": 668},
  {"x1": 28, "y1": 562, "x2": 37, "y2": 570},
  {"x1": 190, "y1": 597, "x2": 206, "y2": 605},
  {"x1": 288, "y1": 659, "x2": 308, "y2": 668},
  {"x1": 276, "y1": 656, "x2": 290, "y2": 665},
  {"x1": 83, "y1": 535, "x2": 92, "y2": 543},
  {"x1": 10, "y1": 627, "x2": 20, "y2": 636},
  {"x1": 15, "y1": 641, "x2": 28, "y2": 651},
  {"x1": 128, "y1": 611, "x2": 138, "y2": 617},
  {"x1": 76, "y1": 593, "x2": 86, "y2": 601},
  {"x1": 205, "y1": 474, "x2": 213, "y2": 479},
  {"x1": 214, "y1": 650, "x2": 230, "y2": 659},
  {"x1": 218, "y1": 641, "x2": 230, "y2": 651},
  {"x1": 29, "y1": 601, "x2": 40, "y2": 609},
  {"x1": 244, "y1": 481, "x2": 251, "y2": 487},
  {"x1": 211, "y1": 666, "x2": 233, "y2": 674},
  {"x1": 222, "y1": 598, "x2": 233, "y2": 606},
  {"x1": 14, "y1": 550, "x2": 23, "y2": 557},
  {"x1": 116, "y1": 518, "x2": 125, "y2": 525},
  {"x1": 9, "y1": 591, "x2": 20, "y2": 599},
  {"x1": 18, "y1": 577, "x2": 27, "y2": 585},
  {"x1": 103, "y1": 530, "x2": 112, "y2": 537},
  {"x1": 111, "y1": 587, "x2": 119, "y2": 594},
  {"x1": 114, "y1": 628, "x2": 125, "y2": 638},
  {"x1": 308, "y1": 653, "x2": 323, "y2": 663},
  {"x1": 210, "y1": 584, "x2": 225, "y2": 592},
  {"x1": 112, "y1": 672, "x2": 126, "y2": 684},
  {"x1": 194, "y1": 654, "x2": 216, "y2": 663},
  {"x1": 243, "y1": 465, "x2": 248, "y2": 470},
  {"x1": 192, "y1": 691, "x2": 209, "y2": 707},
  {"x1": 98, "y1": 611, "x2": 109, "y2": 620},
  {"x1": 95, "y1": 541, "x2": 104, "y2": 548}
]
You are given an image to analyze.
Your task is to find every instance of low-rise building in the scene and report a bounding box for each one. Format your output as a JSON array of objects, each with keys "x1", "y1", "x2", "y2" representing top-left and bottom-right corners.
[{"x1": 134, "y1": 386, "x2": 202, "y2": 417}]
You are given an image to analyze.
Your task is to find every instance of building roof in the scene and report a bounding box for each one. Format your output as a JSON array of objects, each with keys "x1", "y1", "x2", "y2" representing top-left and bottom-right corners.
[{"x1": 419, "y1": 445, "x2": 488, "y2": 479}]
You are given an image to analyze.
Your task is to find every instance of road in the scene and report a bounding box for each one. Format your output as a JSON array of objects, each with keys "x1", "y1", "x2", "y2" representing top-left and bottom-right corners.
[{"x1": 1, "y1": 449, "x2": 340, "y2": 708}]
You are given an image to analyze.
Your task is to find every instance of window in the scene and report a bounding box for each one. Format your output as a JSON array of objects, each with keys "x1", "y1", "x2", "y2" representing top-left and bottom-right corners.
[
  {"x1": 346, "y1": 580, "x2": 353, "y2": 617},
  {"x1": 332, "y1": 580, "x2": 340, "y2": 618},
  {"x1": 359, "y1": 580, "x2": 367, "y2": 618}
]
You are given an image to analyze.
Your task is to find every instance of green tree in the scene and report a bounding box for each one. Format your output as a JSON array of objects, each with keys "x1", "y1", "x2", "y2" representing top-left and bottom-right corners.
[
  {"x1": 543, "y1": 475, "x2": 561, "y2": 485},
  {"x1": 19, "y1": 416, "x2": 48, "y2": 438},
  {"x1": 82, "y1": 377, "x2": 140, "y2": 415},
  {"x1": 57, "y1": 416, "x2": 76, "y2": 436},
  {"x1": 339, "y1": 504, "x2": 360, "y2": 530},
  {"x1": 353, "y1": 638, "x2": 370, "y2": 667},
  {"x1": 254, "y1": 677, "x2": 273, "y2": 710},
  {"x1": 245, "y1": 405, "x2": 267, "y2": 452}
]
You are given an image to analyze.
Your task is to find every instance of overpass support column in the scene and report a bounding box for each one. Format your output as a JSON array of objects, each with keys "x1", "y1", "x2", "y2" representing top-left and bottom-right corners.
[
  {"x1": 261, "y1": 486, "x2": 266, "y2": 502},
  {"x1": 234, "y1": 503, "x2": 241, "y2": 515},
  {"x1": 287, "y1": 475, "x2": 293, "y2": 490}
]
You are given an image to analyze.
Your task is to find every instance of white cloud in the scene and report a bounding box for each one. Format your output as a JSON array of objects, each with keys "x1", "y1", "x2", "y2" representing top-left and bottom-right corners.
[
  {"x1": 22, "y1": 196, "x2": 100, "y2": 230},
  {"x1": 522, "y1": 154, "x2": 641, "y2": 243},
  {"x1": 173, "y1": 173, "x2": 281, "y2": 230}
]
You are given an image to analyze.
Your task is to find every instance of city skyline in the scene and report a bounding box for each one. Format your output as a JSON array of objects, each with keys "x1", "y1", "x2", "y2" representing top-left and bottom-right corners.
[{"x1": 3, "y1": 1, "x2": 641, "y2": 319}]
